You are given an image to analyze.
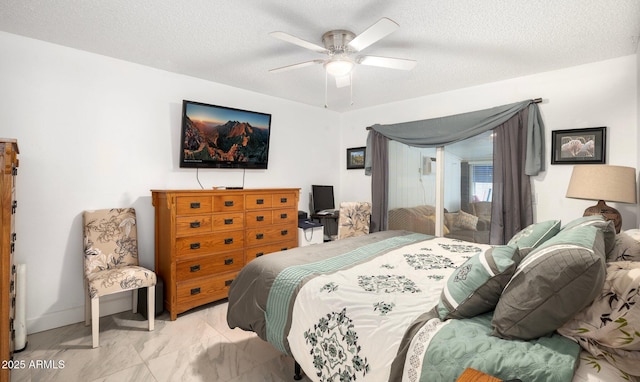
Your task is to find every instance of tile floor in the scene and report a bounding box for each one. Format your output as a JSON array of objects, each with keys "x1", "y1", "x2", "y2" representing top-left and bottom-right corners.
[{"x1": 9, "y1": 300, "x2": 312, "y2": 382}]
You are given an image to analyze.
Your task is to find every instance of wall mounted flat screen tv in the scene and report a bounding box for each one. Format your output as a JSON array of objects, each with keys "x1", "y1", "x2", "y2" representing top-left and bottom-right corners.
[{"x1": 180, "y1": 100, "x2": 272, "y2": 169}]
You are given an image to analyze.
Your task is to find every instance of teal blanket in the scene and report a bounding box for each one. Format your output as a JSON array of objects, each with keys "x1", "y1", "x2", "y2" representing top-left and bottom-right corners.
[{"x1": 400, "y1": 312, "x2": 580, "y2": 381}]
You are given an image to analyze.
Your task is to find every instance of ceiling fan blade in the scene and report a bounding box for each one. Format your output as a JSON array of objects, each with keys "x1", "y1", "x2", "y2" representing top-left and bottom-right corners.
[
  {"x1": 269, "y1": 59, "x2": 324, "y2": 73},
  {"x1": 269, "y1": 31, "x2": 328, "y2": 54},
  {"x1": 348, "y1": 17, "x2": 399, "y2": 52},
  {"x1": 357, "y1": 55, "x2": 417, "y2": 70},
  {"x1": 335, "y1": 75, "x2": 351, "y2": 88}
]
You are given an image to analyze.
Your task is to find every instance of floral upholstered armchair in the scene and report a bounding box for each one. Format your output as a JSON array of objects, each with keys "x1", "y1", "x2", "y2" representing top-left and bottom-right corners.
[
  {"x1": 83, "y1": 208, "x2": 156, "y2": 348},
  {"x1": 336, "y1": 202, "x2": 372, "y2": 239}
]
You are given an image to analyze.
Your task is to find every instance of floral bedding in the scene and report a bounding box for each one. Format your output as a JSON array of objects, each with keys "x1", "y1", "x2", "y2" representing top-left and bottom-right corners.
[
  {"x1": 559, "y1": 261, "x2": 640, "y2": 380},
  {"x1": 227, "y1": 231, "x2": 584, "y2": 381}
]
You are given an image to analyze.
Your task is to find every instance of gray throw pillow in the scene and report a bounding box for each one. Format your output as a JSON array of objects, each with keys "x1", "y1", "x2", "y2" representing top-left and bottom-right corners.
[
  {"x1": 492, "y1": 225, "x2": 606, "y2": 340},
  {"x1": 437, "y1": 244, "x2": 521, "y2": 320},
  {"x1": 561, "y1": 215, "x2": 616, "y2": 255},
  {"x1": 507, "y1": 220, "x2": 560, "y2": 255}
]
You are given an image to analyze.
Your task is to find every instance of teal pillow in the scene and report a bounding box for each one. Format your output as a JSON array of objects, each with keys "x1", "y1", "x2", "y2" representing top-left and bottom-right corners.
[
  {"x1": 561, "y1": 215, "x2": 616, "y2": 255},
  {"x1": 437, "y1": 244, "x2": 521, "y2": 320},
  {"x1": 507, "y1": 220, "x2": 560, "y2": 255},
  {"x1": 492, "y1": 226, "x2": 606, "y2": 340}
]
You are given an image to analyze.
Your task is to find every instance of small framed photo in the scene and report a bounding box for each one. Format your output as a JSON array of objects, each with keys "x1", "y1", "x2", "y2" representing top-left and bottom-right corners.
[
  {"x1": 346, "y1": 147, "x2": 366, "y2": 169},
  {"x1": 551, "y1": 127, "x2": 606, "y2": 165}
]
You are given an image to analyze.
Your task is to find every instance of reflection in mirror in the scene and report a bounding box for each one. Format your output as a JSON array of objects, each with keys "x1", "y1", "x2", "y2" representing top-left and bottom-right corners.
[{"x1": 386, "y1": 131, "x2": 494, "y2": 244}]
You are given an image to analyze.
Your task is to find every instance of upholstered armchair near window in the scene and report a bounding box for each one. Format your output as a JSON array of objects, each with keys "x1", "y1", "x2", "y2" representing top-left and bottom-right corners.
[
  {"x1": 82, "y1": 208, "x2": 156, "y2": 348},
  {"x1": 336, "y1": 202, "x2": 372, "y2": 239}
]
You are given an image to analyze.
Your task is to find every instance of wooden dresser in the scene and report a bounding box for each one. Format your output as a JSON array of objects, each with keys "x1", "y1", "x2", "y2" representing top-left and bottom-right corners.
[
  {"x1": 0, "y1": 139, "x2": 18, "y2": 382},
  {"x1": 151, "y1": 188, "x2": 299, "y2": 320}
]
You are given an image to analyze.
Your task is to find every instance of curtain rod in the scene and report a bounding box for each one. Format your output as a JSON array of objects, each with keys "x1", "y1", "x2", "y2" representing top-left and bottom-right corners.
[{"x1": 365, "y1": 98, "x2": 543, "y2": 130}]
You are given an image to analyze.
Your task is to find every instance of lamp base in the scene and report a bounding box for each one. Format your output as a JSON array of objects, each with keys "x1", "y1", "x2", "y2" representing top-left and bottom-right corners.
[{"x1": 583, "y1": 200, "x2": 621, "y2": 233}]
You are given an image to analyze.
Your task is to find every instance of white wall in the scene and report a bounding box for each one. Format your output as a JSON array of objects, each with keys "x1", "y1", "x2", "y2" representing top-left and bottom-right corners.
[
  {"x1": 0, "y1": 32, "x2": 341, "y2": 334},
  {"x1": 340, "y1": 54, "x2": 638, "y2": 229},
  {"x1": 2, "y1": 29, "x2": 638, "y2": 335}
]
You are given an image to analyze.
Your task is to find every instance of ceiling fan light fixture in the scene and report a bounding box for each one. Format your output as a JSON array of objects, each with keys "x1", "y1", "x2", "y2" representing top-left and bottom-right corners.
[{"x1": 324, "y1": 58, "x2": 354, "y2": 77}]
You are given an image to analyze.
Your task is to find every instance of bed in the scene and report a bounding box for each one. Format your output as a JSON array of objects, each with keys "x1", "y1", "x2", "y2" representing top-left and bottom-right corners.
[{"x1": 227, "y1": 217, "x2": 640, "y2": 382}]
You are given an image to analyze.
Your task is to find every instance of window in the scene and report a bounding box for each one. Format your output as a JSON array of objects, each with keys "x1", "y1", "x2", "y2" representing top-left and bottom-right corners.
[{"x1": 471, "y1": 163, "x2": 493, "y2": 202}]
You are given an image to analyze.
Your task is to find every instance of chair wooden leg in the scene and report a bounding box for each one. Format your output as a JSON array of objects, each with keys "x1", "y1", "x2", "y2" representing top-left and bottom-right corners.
[
  {"x1": 132, "y1": 288, "x2": 138, "y2": 314},
  {"x1": 91, "y1": 298, "x2": 99, "y2": 348},
  {"x1": 147, "y1": 286, "x2": 155, "y2": 331},
  {"x1": 84, "y1": 285, "x2": 90, "y2": 327}
]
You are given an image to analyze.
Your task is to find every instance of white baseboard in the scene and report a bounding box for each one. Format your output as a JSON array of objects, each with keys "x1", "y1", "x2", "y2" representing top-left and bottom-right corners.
[{"x1": 26, "y1": 292, "x2": 134, "y2": 334}]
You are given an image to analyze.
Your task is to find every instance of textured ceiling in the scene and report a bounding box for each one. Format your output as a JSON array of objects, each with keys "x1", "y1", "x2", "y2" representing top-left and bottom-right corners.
[{"x1": 1, "y1": 0, "x2": 639, "y2": 112}]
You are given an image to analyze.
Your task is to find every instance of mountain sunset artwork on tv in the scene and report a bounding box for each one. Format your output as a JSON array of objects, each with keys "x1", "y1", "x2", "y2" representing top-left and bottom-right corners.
[{"x1": 180, "y1": 100, "x2": 272, "y2": 169}]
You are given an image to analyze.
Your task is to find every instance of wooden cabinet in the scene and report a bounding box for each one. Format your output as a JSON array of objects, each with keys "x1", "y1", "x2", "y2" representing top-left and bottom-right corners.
[
  {"x1": 152, "y1": 188, "x2": 299, "y2": 320},
  {"x1": 0, "y1": 139, "x2": 18, "y2": 382}
]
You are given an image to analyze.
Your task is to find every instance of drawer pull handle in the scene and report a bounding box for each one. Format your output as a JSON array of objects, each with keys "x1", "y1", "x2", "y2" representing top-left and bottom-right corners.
[
  {"x1": 225, "y1": 279, "x2": 234, "y2": 287},
  {"x1": 256, "y1": 252, "x2": 264, "y2": 257},
  {"x1": 256, "y1": 199, "x2": 264, "y2": 204},
  {"x1": 280, "y1": 197, "x2": 287, "y2": 203},
  {"x1": 190, "y1": 221, "x2": 201, "y2": 228},
  {"x1": 282, "y1": 247, "x2": 288, "y2": 251},
  {"x1": 224, "y1": 201, "x2": 234, "y2": 207},
  {"x1": 224, "y1": 258, "x2": 234, "y2": 265},
  {"x1": 281, "y1": 229, "x2": 289, "y2": 236},
  {"x1": 10, "y1": 242, "x2": 14, "y2": 253},
  {"x1": 224, "y1": 218, "x2": 233, "y2": 225},
  {"x1": 190, "y1": 202, "x2": 201, "y2": 209},
  {"x1": 190, "y1": 265, "x2": 201, "y2": 272},
  {"x1": 280, "y1": 213, "x2": 288, "y2": 219},
  {"x1": 190, "y1": 287, "x2": 201, "y2": 295},
  {"x1": 256, "y1": 215, "x2": 264, "y2": 222},
  {"x1": 224, "y1": 238, "x2": 233, "y2": 244},
  {"x1": 190, "y1": 242, "x2": 200, "y2": 250},
  {"x1": 256, "y1": 233, "x2": 264, "y2": 240},
  {"x1": 12, "y1": 200, "x2": 17, "y2": 214}
]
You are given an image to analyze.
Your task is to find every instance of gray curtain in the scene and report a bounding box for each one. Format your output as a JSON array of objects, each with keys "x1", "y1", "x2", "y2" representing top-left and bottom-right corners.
[
  {"x1": 365, "y1": 99, "x2": 544, "y2": 238},
  {"x1": 491, "y1": 108, "x2": 533, "y2": 244},
  {"x1": 369, "y1": 131, "x2": 388, "y2": 232}
]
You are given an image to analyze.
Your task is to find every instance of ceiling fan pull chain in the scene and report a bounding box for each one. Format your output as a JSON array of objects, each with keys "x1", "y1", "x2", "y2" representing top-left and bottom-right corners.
[
  {"x1": 324, "y1": 70, "x2": 328, "y2": 108},
  {"x1": 350, "y1": 72, "x2": 354, "y2": 106}
]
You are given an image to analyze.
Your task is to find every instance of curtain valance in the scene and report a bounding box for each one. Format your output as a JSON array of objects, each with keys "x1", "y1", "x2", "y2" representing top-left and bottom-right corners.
[{"x1": 365, "y1": 99, "x2": 545, "y2": 176}]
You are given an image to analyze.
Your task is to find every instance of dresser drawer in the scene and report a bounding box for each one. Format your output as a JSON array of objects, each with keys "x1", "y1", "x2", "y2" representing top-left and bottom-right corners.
[
  {"x1": 176, "y1": 250, "x2": 244, "y2": 281},
  {"x1": 245, "y1": 210, "x2": 273, "y2": 227},
  {"x1": 176, "y1": 214, "x2": 212, "y2": 237},
  {"x1": 176, "y1": 271, "x2": 238, "y2": 313},
  {"x1": 272, "y1": 208, "x2": 296, "y2": 225},
  {"x1": 176, "y1": 196, "x2": 213, "y2": 215},
  {"x1": 272, "y1": 192, "x2": 297, "y2": 208},
  {"x1": 213, "y1": 195, "x2": 244, "y2": 212},
  {"x1": 245, "y1": 225, "x2": 295, "y2": 247},
  {"x1": 245, "y1": 193, "x2": 273, "y2": 209},
  {"x1": 176, "y1": 230, "x2": 245, "y2": 257},
  {"x1": 246, "y1": 238, "x2": 298, "y2": 261},
  {"x1": 212, "y1": 212, "x2": 244, "y2": 231}
]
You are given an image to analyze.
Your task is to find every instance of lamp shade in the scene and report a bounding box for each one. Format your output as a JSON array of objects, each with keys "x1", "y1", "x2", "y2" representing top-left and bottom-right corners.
[{"x1": 566, "y1": 165, "x2": 637, "y2": 203}]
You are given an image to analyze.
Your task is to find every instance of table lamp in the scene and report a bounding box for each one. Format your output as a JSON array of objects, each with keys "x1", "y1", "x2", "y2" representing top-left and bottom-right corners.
[{"x1": 565, "y1": 165, "x2": 637, "y2": 233}]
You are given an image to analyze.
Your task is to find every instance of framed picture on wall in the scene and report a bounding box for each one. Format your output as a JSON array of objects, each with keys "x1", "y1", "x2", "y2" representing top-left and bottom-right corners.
[
  {"x1": 551, "y1": 127, "x2": 606, "y2": 164},
  {"x1": 346, "y1": 147, "x2": 366, "y2": 169}
]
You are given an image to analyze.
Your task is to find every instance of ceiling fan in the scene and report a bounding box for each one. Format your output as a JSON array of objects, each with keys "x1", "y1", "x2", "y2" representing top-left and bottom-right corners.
[{"x1": 269, "y1": 17, "x2": 417, "y2": 88}]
